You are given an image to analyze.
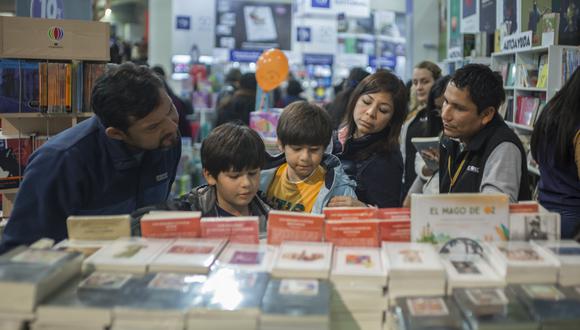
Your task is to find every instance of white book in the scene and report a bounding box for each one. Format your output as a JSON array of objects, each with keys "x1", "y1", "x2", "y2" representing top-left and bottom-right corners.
[
  {"x1": 148, "y1": 238, "x2": 227, "y2": 274},
  {"x1": 383, "y1": 242, "x2": 444, "y2": 277},
  {"x1": 215, "y1": 243, "x2": 277, "y2": 273},
  {"x1": 532, "y1": 240, "x2": 580, "y2": 285},
  {"x1": 508, "y1": 212, "x2": 560, "y2": 241},
  {"x1": 82, "y1": 237, "x2": 172, "y2": 274},
  {"x1": 330, "y1": 246, "x2": 387, "y2": 285},
  {"x1": 272, "y1": 241, "x2": 333, "y2": 279},
  {"x1": 441, "y1": 255, "x2": 504, "y2": 294},
  {"x1": 53, "y1": 239, "x2": 111, "y2": 258}
]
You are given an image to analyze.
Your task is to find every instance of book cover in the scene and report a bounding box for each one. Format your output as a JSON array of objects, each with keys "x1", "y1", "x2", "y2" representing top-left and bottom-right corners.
[
  {"x1": 509, "y1": 202, "x2": 540, "y2": 213},
  {"x1": 267, "y1": 210, "x2": 325, "y2": 245},
  {"x1": 273, "y1": 241, "x2": 333, "y2": 278},
  {"x1": 411, "y1": 136, "x2": 440, "y2": 171},
  {"x1": 376, "y1": 208, "x2": 411, "y2": 242},
  {"x1": 140, "y1": 211, "x2": 201, "y2": 239},
  {"x1": 148, "y1": 238, "x2": 227, "y2": 274},
  {"x1": 331, "y1": 246, "x2": 385, "y2": 278},
  {"x1": 261, "y1": 279, "x2": 331, "y2": 316},
  {"x1": 52, "y1": 239, "x2": 110, "y2": 258},
  {"x1": 200, "y1": 216, "x2": 259, "y2": 244},
  {"x1": 383, "y1": 242, "x2": 444, "y2": 273},
  {"x1": 322, "y1": 207, "x2": 377, "y2": 220},
  {"x1": 324, "y1": 219, "x2": 380, "y2": 247},
  {"x1": 0, "y1": 137, "x2": 34, "y2": 189},
  {"x1": 216, "y1": 243, "x2": 277, "y2": 272},
  {"x1": 394, "y1": 296, "x2": 465, "y2": 329},
  {"x1": 508, "y1": 212, "x2": 560, "y2": 241},
  {"x1": 66, "y1": 214, "x2": 131, "y2": 241}
]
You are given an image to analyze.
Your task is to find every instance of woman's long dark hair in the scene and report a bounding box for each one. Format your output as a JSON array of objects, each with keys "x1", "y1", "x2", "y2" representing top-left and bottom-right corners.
[
  {"x1": 424, "y1": 75, "x2": 451, "y2": 136},
  {"x1": 531, "y1": 66, "x2": 580, "y2": 165},
  {"x1": 344, "y1": 70, "x2": 408, "y2": 157},
  {"x1": 327, "y1": 67, "x2": 370, "y2": 129}
]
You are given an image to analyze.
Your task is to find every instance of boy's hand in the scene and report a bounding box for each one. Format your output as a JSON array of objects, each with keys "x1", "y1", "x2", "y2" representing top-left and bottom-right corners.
[{"x1": 327, "y1": 196, "x2": 367, "y2": 208}]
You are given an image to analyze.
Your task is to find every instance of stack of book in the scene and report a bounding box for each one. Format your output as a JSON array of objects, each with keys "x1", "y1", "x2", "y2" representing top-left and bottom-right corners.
[
  {"x1": 533, "y1": 240, "x2": 580, "y2": 286},
  {"x1": 271, "y1": 241, "x2": 333, "y2": 279},
  {"x1": 148, "y1": 238, "x2": 227, "y2": 274},
  {"x1": 187, "y1": 268, "x2": 270, "y2": 330},
  {"x1": 214, "y1": 243, "x2": 277, "y2": 273},
  {"x1": 0, "y1": 247, "x2": 82, "y2": 329},
  {"x1": 140, "y1": 211, "x2": 201, "y2": 238},
  {"x1": 330, "y1": 246, "x2": 387, "y2": 330},
  {"x1": 260, "y1": 279, "x2": 331, "y2": 330},
  {"x1": 111, "y1": 273, "x2": 206, "y2": 330},
  {"x1": 267, "y1": 211, "x2": 325, "y2": 245},
  {"x1": 393, "y1": 296, "x2": 465, "y2": 330},
  {"x1": 441, "y1": 254, "x2": 504, "y2": 294},
  {"x1": 509, "y1": 284, "x2": 580, "y2": 330},
  {"x1": 453, "y1": 287, "x2": 538, "y2": 330},
  {"x1": 383, "y1": 243, "x2": 445, "y2": 300},
  {"x1": 484, "y1": 241, "x2": 559, "y2": 283},
  {"x1": 200, "y1": 217, "x2": 259, "y2": 244},
  {"x1": 34, "y1": 272, "x2": 134, "y2": 330}
]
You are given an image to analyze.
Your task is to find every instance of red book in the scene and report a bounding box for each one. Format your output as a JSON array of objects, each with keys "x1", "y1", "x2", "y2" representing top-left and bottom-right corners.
[
  {"x1": 324, "y1": 220, "x2": 380, "y2": 247},
  {"x1": 322, "y1": 207, "x2": 377, "y2": 220},
  {"x1": 200, "y1": 217, "x2": 259, "y2": 244},
  {"x1": 376, "y1": 208, "x2": 411, "y2": 242},
  {"x1": 267, "y1": 210, "x2": 325, "y2": 245},
  {"x1": 509, "y1": 202, "x2": 540, "y2": 213},
  {"x1": 140, "y1": 211, "x2": 201, "y2": 238}
]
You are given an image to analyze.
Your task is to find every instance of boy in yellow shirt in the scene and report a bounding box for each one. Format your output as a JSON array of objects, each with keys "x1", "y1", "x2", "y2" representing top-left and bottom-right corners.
[{"x1": 261, "y1": 101, "x2": 357, "y2": 213}]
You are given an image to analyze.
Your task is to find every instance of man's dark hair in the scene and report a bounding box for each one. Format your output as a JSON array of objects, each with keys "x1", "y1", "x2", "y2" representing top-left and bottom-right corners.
[
  {"x1": 202, "y1": 123, "x2": 266, "y2": 179},
  {"x1": 277, "y1": 101, "x2": 332, "y2": 147},
  {"x1": 450, "y1": 64, "x2": 505, "y2": 114},
  {"x1": 91, "y1": 62, "x2": 164, "y2": 132}
]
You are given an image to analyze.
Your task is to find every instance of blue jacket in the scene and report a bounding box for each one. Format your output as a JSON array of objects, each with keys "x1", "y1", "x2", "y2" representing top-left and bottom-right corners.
[
  {"x1": 1, "y1": 116, "x2": 181, "y2": 251},
  {"x1": 260, "y1": 153, "x2": 357, "y2": 213}
]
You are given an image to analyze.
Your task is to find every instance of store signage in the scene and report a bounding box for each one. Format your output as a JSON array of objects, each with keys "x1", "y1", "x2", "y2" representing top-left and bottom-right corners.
[
  {"x1": 303, "y1": 54, "x2": 334, "y2": 66},
  {"x1": 311, "y1": 0, "x2": 330, "y2": 9},
  {"x1": 30, "y1": 0, "x2": 63, "y2": 19},
  {"x1": 229, "y1": 50, "x2": 262, "y2": 63},
  {"x1": 369, "y1": 55, "x2": 396, "y2": 69},
  {"x1": 176, "y1": 16, "x2": 191, "y2": 30},
  {"x1": 501, "y1": 31, "x2": 532, "y2": 52}
]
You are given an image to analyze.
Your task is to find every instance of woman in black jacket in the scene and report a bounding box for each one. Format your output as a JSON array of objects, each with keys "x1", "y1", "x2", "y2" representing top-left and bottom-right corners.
[{"x1": 329, "y1": 70, "x2": 407, "y2": 208}]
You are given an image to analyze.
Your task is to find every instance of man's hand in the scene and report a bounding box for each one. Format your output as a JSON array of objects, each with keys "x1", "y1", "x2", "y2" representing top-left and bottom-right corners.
[{"x1": 327, "y1": 196, "x2": 367, "y2": 208}]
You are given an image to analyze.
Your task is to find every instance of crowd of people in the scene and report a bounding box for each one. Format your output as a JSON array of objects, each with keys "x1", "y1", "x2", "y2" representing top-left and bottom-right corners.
[{"x1": 1, "y1": 60, "x2": 579, "y2": 253}]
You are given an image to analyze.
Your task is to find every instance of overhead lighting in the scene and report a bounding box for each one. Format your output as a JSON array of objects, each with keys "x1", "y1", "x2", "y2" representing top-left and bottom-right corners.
[{"x1": 105, "y1": 8, "x2": 112, "y2": 16}]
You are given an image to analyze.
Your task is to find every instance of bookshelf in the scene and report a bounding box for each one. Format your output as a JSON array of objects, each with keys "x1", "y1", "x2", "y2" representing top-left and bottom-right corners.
[
  {"x1": 0, "y1": 16, "x2": 110, "y2": 218},
  {"x1": 492, "y1": 45, "x2": 580, "y2": 177}
]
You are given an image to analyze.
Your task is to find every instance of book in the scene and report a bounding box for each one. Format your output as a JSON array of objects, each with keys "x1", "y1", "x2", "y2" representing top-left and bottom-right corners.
[
  {"x1": 376, "y1": 208, "x2": 411, "y2": 242},
  {"x1": 140, "y1": 211, "x2": 201, "y2": 239},
  {"x1": 411, "y1": 136, "x2": 440, "y2": 172},
  {"x1": 200, "y1": 217, "x2": 259, "y2": 244},
  {"x1": 82, "y1": 237, "x2": 171, "y2": 274},
  {"x1": 0, "y1": 247, "x2": 83, "y2": 312},
  {"x1": 66, "y1": 214, "x2": 131, "y2": 241},
  {"x1": 272, "y1": 241, "x2": 333, "y2": 279},
  {"x1": 0, "y1": 137, "x2": 34, "y2": 189},
  {"x1": 148, "y1": 238, "x2": 227, "y2": 274},
  {"x1": 53, "y1": 239, "x2": 111, "y2": 258},
  {"x1": 266, "y1": 210, "x2": 325, "y2": 245},
  {"x1": 441, "y1": 255, "x2": 504, "y2": 294},
  {"x1": 508, "y1": 212, "x2": 560, "y2": 241},
  {"x1": 394, "y1": 296, "x2": 465, "y2": 330},
  {"x1": 215, "y1": 243, "x2": 277, "y2": 273},
  {"x1": 322, "y1": 207, "x2": 377, "y2": 220},
  {"x1": 533, "y1": 240, "x2": 580, "y2": 286},
  {"x1": 330, "y1": 246, "x2": 387, "y2": 287},
  {"x1": 324, "y1": 219, "x2": 380, "y2": 247}
]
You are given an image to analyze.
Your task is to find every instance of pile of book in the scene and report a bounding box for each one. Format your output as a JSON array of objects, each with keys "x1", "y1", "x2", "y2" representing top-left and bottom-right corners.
[
  {"x1": 383, "y1": 243, "x2": 446, "y2": 301},
  {"x1": 271, "y1": 241, "x2": 333, "y2": 279},
  {"x1": 440, "y1": 253, "x2": 504, "y2": 294},
  {"x1": 533, "y1": 240, "x2": 580, "y2": 286},
  {"x1": 330, "y1": 246, "x2": 387, "y2": 330},
  {"x1": 393, "y1": 296, "x2": 465, "y2": 330}
]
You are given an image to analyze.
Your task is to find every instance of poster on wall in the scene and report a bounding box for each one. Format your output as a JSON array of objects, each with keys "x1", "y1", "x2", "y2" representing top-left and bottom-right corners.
[
  {"x1": 173, "y1": 0, "x2": 215, "y2": 56},
  {"x1": 519, "y1": 0, "x2": 552, "y2": 45},
  {"x1": 479, "y1": 0, "x2": 497, "y2": 33},
  {"x1": 448, "y1": 0, "x2": 463, "y2": 59},
  {"x1": 215, "y1": 0, "x2": 291, "y2": 51},
  {"x1": 293, "y1": 17, "x2": 337, "y2": 54},
  {"x1": 439, "y1": 0, "x2": 448, "y2": 61},
  {"x1": 497, "y1": 0, "x2": 519, "y2": 37},
  {"x1": 461, "y1": 0, "x2": 480, "y2": 33},
  {"x1": 553, "y1": 0, "x2": 580, "y2": 45}
]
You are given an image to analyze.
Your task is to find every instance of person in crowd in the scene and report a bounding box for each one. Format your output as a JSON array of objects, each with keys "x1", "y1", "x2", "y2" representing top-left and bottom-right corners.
[
  {"x1": 402, "y1": 75, "x2": 451, "y2": 206},
  {"x1": 216, "y1": 68, "x2": 241, "y2": 109},
  {"x1": 402, "y1": 61, "x2": 442, "y2": 195},
  {"x1": 439, "y1": 64, "x2": 530, "y2": 202},
  {"x1": 260, "y1": 101, "x2": 357, "y2": 213},
  {"x1": 531, "y1": 66, "x2": 580, "y2": 239},
  {"x1": 326, "y1": 67, "x2": 370, "y2": 129},
  {"x1": 152, "y1": 65, "x2": 193, "y2": 138},
  {"x1": 0, "y1": 63, "x2": 182, "y2": 252},
  {"x1": 282, "y1": 79, "x2": 306, "y2": 107},
  {"x1": 330, "y1": 70, "x2": 407, "y2": 208},
  {"x1": 216, "y1": 72, "x2": 257, "y2": 126}
]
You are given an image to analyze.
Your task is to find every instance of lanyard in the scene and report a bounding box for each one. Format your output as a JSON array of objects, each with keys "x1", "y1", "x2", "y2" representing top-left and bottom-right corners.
[{"x1": 447, "y1": 152, "x2": 470, "y2": 192}]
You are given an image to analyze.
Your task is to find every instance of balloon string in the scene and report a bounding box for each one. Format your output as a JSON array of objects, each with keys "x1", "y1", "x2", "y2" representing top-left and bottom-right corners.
[{"x1": 258, "y1": 90, "x2": 266, "y2": 112}]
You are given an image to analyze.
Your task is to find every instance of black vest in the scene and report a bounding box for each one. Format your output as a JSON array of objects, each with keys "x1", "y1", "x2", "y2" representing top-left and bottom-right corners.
[{"x1": 439, "y1": 115, "x2": 531, "y2": 201}]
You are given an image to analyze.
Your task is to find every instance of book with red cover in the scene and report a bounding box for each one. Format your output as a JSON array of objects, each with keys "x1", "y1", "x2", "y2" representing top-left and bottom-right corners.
[
  {"x1": 140, "y1": 211, "x2": 201, "y2": 238},
  {"x1": 376, "y1": 208, "x2": 411, "y2": 242},
  {"x1": 267, "y1": 210, "x2": 325, "y2": 245},
  {"x1": 200, "y1": 216, "x2": 259, "y2": 244},
  {"x1": 322, "y1": 207, "x2": 377, "y2": 220},
  {"x1": 324, "y1": 220, "x2": 380, "y2": 247},
  {"x1": 509, "y1": 202, "x2": 540, "y2": 214}
]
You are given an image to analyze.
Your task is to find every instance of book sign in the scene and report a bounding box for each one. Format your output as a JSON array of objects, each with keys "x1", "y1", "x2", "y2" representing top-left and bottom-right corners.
[
  {"x1": 410, "y1": 193, "x2": 509, "y2": 244},
  {"x1": 501, "y1": 31, "x2": 532, "y2": 52}
]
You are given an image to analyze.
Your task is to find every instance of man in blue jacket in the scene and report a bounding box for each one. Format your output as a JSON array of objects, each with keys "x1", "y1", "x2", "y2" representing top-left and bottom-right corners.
[{"x1": 0, "y1": 63, "x2": 181, "y2": 252}]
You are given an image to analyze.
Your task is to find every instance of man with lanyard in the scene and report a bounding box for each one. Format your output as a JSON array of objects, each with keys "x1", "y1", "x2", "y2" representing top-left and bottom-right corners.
[
  {"x1": 439, "y1": 64, "x2": 530, "y2": 202},
  {"x1": 0, "y1": 63, "x2": 181, "y2": 252}
]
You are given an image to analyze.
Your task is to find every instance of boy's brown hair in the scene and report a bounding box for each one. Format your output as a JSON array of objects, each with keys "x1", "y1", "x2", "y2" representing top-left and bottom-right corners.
[{"x1": 277, "y1": 101, "x2": 332, "y2": 147}]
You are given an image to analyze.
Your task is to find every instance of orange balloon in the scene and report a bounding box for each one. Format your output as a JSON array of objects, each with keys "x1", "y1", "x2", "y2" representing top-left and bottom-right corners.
[{"x1": 255, "y1": 49, "x2": 289, "y2": 92}]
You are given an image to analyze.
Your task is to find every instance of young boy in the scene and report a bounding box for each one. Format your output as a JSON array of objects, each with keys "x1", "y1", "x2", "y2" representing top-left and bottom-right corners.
[
  {"x1": 261, "y1": 101, "x2": 357, "y2": 213},
  {"x1": 133, "y1": 123, "x2": 270, "y2": 230}
]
